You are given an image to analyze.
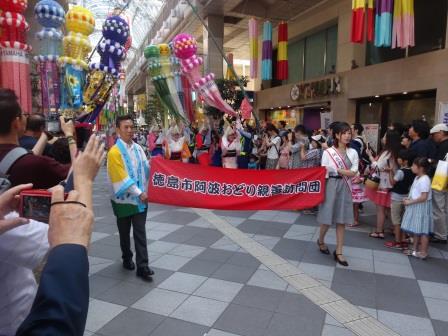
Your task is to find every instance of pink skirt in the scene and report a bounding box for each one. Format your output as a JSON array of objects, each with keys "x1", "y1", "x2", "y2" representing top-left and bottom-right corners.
[{"x1": 365, "y1": 187, "x2": 391, "y2": 208}]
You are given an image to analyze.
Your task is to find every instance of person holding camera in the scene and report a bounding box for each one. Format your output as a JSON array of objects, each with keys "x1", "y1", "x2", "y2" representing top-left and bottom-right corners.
[
  {"x1": 16, "y1": 134, "x2": 105, "y2": 335},
  {"x1": 107, "y1": 115, "x2": 154, "y2": 281},
  {"x1": 0, "y1": 134, "x2": 104, "y2": 336},
  {"x1": 0, "y1": 89, "x2": 76, "y2": 190}
]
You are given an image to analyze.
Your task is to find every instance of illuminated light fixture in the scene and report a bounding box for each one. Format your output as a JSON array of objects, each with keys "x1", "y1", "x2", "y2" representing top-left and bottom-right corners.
[
  {"x1": 403, "y1": 91, "x2": 408, "y2": 95},
  {"x1": 375, "y1": 95, "x2": 380, "y2": 98},
  {"x1": 369, "y1": 103, "x2": 372, "y2": 107}
]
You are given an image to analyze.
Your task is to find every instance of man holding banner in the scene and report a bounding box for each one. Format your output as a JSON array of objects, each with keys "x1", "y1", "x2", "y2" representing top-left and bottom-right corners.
[{"x1": 107, "y1": 115, "x2": 154, "y2": 282}]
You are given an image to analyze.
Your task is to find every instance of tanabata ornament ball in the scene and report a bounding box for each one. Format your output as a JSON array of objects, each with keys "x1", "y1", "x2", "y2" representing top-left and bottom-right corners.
[
  {"x1": 34, "y1": 0, "x2": 64, "y2": 28},
  {"x1": 172, "y1": 33, "x2": 197, "y2": 60}
]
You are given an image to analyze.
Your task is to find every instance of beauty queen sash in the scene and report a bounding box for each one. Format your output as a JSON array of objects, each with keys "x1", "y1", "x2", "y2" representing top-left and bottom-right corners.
[{"x1": 327, "y1": 147, "x2": 352, "y2": 192}]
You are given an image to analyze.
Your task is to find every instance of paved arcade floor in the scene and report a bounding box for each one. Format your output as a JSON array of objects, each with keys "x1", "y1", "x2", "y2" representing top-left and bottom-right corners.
[{"x1": 85, "y1": 168, "x2": 448, "y2": 336}]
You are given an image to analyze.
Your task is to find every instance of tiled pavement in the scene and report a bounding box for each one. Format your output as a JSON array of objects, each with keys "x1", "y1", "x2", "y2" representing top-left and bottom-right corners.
[{"x1": 86, "y1": 168, "x2": 448, "y2": 336}]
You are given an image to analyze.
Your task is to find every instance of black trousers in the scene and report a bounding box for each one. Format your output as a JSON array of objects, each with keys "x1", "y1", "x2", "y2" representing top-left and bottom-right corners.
[{"x1": 116, "y1": 210, "x2": 149, "y2": 268}]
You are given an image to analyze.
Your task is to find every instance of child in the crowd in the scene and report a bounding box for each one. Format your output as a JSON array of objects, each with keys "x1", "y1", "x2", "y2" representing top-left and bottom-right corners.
[
  {"x1": 384, "y1": 149, "x2": 416, "y2": 249},
  {"x1": 401, "y1": 157, "x2": 433, "y2": 259},
  {"x1": 248, "y1": 154, "x2": 259, "y2": 170}
]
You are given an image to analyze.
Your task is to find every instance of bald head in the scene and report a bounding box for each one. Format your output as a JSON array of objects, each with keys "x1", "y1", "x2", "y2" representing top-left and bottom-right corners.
[{"x1": 26, "y1": 114, "x2": 46, "y2": 133}]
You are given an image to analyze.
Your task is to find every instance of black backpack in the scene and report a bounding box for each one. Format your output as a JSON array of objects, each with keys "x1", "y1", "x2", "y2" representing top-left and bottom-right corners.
[{"x1": 0, "y1": 147, "x2": 30, "y2": 194}]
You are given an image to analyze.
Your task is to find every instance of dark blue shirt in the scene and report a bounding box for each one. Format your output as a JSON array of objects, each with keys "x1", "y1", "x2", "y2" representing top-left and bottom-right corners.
[
  {"x1": 19, "y1": 135, "x2": 53, "y2": 157},
  {"x1": 410, "y1": 138, "x2": 436, "y2": 160}
]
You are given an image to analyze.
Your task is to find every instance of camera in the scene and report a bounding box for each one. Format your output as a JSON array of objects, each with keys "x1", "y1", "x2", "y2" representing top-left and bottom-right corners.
[{"x1": 19, "y1": 190, "x2": 66, "y2": 223}]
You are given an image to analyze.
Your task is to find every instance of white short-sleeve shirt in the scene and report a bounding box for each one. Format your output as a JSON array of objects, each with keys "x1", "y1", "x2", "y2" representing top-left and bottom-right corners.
[
  {"x1": 409, "y1": 175, "x2": 432, "y2": 201},
  {"x1": 267, "y1": 136, "x2": 281, "y2": 160},
  {"x1": 0, "y1": 213, "x2": 49, "y2": 335}
]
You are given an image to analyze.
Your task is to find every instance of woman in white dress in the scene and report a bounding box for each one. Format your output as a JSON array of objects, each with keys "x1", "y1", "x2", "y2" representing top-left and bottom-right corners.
[{"x1": 317, "y1": 122, "x2": 359, "y2": 267}]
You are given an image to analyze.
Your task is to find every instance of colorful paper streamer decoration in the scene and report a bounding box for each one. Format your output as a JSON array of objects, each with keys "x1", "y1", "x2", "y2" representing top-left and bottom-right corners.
[
  {"x1": 33, "y1": 0, "x2": 65, "y2": 114},
  {"x1": 367, "y1": 0, "x2": 375, "y2": 42},
  {"x1": 276, "y1": 21, "x2": 288, "y2": 81},
  {"x1": 261, "y1": 21, "x2": 272, "y2": 81},
  {"x1": 172, "y1": 33, "x2": 237, "y2": 117},
  {"x1": 351, "y1": 0, "x2": 365, "y2": 43},
  {"x1": 392, "y1": 0, "x2": 415, "y2": 49},
  {"x1": 248, "y1": 18, "x2": 258, "y2": 79},
  {"x1": 58, "y1": 5, "x2": 95, "y2": 117},
  {"x1": 145, "y1": 44, "x2": 186, "y2": 122},
  {"x1": 158, "y1": 43, "x2": 186, "y2": 120},
  {"x1": 0, "y1": 0, "x2": 32, "y2": 113},
  {"x1": 225, "y1": 53, "x2": 235, "y2": 80},
  {"x1": 374, "y1": 0, "x2": 393, "y2": 47}
]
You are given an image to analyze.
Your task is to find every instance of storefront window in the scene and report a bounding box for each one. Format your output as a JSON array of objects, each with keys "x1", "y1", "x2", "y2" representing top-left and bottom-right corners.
[
  {"x1": 366, "y1": 0, "x2": 447, "y2": 65},
  {"x1": 325, "y1": 26, "x2": 338, "y2": 74},
  {"x1": 358, "y1": 102, "x2": 382, "y2": 125},
  {"x1": 286, "y1": 25, "x2": 338, "y2": 85},
  {"x1": 305, "y1": 31, "x2": 326, "y2": 80},
  {"x1": 388, "y1": 97, "x2": 435, "y2": 127}
]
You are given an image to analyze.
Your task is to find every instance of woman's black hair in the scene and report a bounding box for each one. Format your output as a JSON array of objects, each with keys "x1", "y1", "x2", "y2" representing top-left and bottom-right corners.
[
  {"x1": 352, "y1": 123, "x2": 364, "y2": 135},
  {"x1": 265, "y1": 123, "x2": 279, "y2": 135},
  {"x1": 384, "y1": 130, "x2": 402, "y2": 160},
  {"x1": 413, "y1": 157, "x2": 431, "y2": 173},
  {"x1": 332, "y1": 122, "x2": 351, "y2": 147}
]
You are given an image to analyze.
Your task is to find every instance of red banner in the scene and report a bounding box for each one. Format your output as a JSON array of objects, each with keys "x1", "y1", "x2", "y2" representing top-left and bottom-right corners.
[{"x1": 148, "y1": 158, "x2": 326, "y2": 210}]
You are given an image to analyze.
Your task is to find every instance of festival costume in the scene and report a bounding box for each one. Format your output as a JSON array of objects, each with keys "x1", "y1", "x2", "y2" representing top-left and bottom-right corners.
[
  {"x1": 164, "y1": 136, "x2": 191, "y2": 163},
  {"x1": 195, "y1": 131, "x2": 210, "y2": 166},
  {"x1": 147, "y1": 132, "x2": 164, "y2": 157},
  {"x1": 317, "y1": 147, "x2": 358, "y2": 226},
  {"x1": 222, "y1": 135, "x2": 240, "y2": 169},
  {"x1": 107, "y1": 138, "x2": 150, "y2": 268}
]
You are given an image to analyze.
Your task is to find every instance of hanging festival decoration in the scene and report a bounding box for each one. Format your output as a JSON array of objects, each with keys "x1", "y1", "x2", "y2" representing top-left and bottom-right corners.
[
  {"x1": 261, "y1": 21, "x2": 272, "y2": 81},
  {"x1": 367, "y1": 0, "x2": 375, "y2": 42},
  {"x1": 351, "y1": 0, "x2": 365, "y2": 43},
  {"x1": 392, "y1": 0, "x2": 415, "y2": 49},
  {"x1": 0, "y1": 0, "x2": 32, "y2": 113},
  {"x1": 169, "y1": 50, "x2": 185, "y2": 109},
  {"x1": 158, "y1": 43, "x2": 186, "y2": 120},
  {"x1": 276, "y1": 21, "x2": 288, "y2": 81},
  {"x1": 145, "y1": 44, "x2": 186, "y2": 121},
  {"x1": 172, "y1": 33, "x2": 237, "y2": 117},
  {"x1": 224, "y1": 53, "x2": 235, "y2": 80},
  {"x1": 248, "y1": 18, "x2": 258, "y2": 78},
  {"x1": 33, "y1": 0, "x2": 65, "y2": 115},
  {"x1": 58, "y1": 6, "x2": 95, "y2": 118},
  {"x1": 83, "y1": 14, "x2": 129, "y2": 122},
  {"x1": 374, "y1": 0, "x2": 393, "y2": 47}
]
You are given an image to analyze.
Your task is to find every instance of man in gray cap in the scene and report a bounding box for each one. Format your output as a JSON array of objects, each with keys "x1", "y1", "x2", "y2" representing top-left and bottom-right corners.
[{"x1": 430, "y1": 123, "x2": 448, "y2": 244}]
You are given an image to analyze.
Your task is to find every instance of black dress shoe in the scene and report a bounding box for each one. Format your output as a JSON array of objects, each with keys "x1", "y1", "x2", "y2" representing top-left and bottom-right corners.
[
  {"x1": 122, "y1": 260, "x2": 135, "y2": 271},
  {"x1": 136, "y1": 267, "x2": 154, "y2": 281},
  {"x1": 333, "y1": 251, "x2": 349, "y2": 267}
]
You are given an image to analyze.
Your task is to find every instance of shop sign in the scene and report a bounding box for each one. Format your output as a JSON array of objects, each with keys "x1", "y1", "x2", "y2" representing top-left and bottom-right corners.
[
  {"x1": 363, "y1": 124, "x2": 380, "y2": 152},
  {"x1": 290, "y1": 76, "x2": 342, "y2": 101}
]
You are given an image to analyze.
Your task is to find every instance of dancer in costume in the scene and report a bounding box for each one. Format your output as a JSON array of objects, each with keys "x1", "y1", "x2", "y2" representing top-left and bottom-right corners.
[
  {"x1": 195, "y1": 124, "x2": 211, "y2": 165},
  {"x1": 164, "y1": 125, "x2": 191, "y2": 163},
  {"x1": 221, "y1": 126, "x2": 241, "y2": 169},
  {"x1": 107, "y1": 115, "x2": 154, "y2": 282},
  {"x1": 147, "y1": 125, "x2": 164, "y2": 157}
]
